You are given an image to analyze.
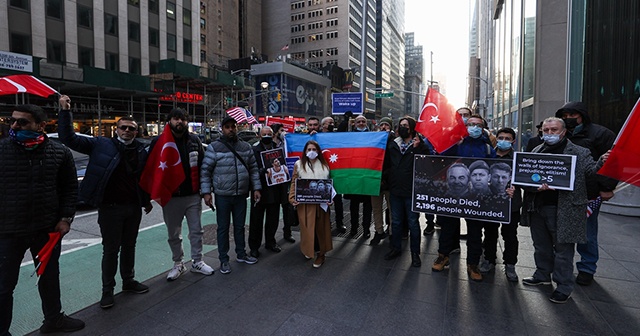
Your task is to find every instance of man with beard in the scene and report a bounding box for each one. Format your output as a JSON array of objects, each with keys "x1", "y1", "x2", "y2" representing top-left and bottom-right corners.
[
  {"x1": 201, "y1": 116, "x2": 262, "y2": 274},
  {"x1": 149, "y1": 108, "x2": 214, "y2": 281}
]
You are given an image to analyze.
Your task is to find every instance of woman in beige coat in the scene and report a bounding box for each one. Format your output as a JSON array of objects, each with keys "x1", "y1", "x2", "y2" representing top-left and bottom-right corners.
[{"x1": 289, "y1": 140, "x2": 333, "y2": 267}]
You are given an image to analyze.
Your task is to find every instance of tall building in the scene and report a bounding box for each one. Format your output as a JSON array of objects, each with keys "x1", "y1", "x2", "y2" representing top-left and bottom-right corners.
[
  {"x1": 404, "y1": 32, "x2": 424, "y2": 116},
  {"x1": 376, "y1": 0, "x2": 405, "y2": 121},
  {"x1": 262, "y1": 0, "x2": 377, "y2": 115}
]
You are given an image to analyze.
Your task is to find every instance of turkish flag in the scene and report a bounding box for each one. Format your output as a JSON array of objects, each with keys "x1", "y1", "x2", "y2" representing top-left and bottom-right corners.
[
  {"x1": 140, "y1": 124, "x2": 186, "y2": 206},
  {"x1": 598, "y1": 97, "x2": 640, "y2": 187},
  {"x1": 415, "y1": 88, "x2": 468, "y2": 153},
  {"x1": 0, "y1": 75, "x2": 58, "y2": 98}
]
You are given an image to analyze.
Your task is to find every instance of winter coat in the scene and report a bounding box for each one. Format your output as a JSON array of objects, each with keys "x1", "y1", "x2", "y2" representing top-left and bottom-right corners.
[
  {"x1": 384, "y1": 136, "x2": 433, "y2": 197},
  {"x1": 442, "y1": 134, "x2": 496, "y2": 158},
  {"x1": 149, "y1": 132, "x2": 204, "y2": 197},
  {"x1": 521, "y1": 140, "x2": 602, "y2": 243},
  {"x1": 200, "y1": 137, "x2": 261, "y2": 197},
  {"x1": 0, "y1": 137, "x2": 77, "y2": 234},
  {"x1": 252, "y1": 141, "x2": 288, "y2": 204},
  {"x1": 57, "y1": 110, "x2": 149, "y2": 207}
]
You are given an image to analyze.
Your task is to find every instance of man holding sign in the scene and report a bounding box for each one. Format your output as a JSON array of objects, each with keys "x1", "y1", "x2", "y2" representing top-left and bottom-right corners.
[{"x1": 521, "y1": 117, "x2": 606, "y2": 304}]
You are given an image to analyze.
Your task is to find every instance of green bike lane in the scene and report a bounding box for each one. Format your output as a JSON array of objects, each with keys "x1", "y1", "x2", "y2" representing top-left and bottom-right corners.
[{"x1": 11, "y1": 209, "x2": 221, "y2": 336}]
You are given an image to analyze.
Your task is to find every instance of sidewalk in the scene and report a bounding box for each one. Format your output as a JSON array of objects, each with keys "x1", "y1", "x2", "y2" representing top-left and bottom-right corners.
[{"x1": 18, "y1": 210, "x2": 640, "y2": 335}]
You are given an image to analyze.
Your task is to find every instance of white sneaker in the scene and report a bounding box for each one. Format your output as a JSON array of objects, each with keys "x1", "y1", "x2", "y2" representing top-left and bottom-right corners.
[
  {"x1": 167, "y1": 262, "x2": 187, "y2": 281},
  {"x1": 191, "y1": 260, "x2": 214, "y2": 275}
]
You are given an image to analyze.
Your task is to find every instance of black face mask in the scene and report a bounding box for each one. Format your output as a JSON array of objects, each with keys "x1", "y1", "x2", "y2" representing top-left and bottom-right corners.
[
  {"x1": 261, "y1": 136, "x2": 273, "y2": 145},
  {"x1": 564, "y1": 117, "x2": 579, "y2": 129},
  {"x1": 327, "y1": 124, "x2": 334, "y2": 132},
  {"x1": 398, "y1": 126, "x2": 410, "y2": 139}
]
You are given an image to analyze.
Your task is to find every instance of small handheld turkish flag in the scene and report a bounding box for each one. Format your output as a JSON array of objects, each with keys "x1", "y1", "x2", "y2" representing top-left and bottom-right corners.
[
  {"x1": 140, "y1": 124, "x2": 186, "y2": 206},
  {"x1": 32, "y1": 232, "x2": 61, "y2": 277},
  {"x1": 414, "y1": 88, "x2": 468, "y2": 153}
]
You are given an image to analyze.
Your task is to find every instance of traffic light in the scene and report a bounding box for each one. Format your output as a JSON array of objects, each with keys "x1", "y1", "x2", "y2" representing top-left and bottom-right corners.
[{"x1": 276, "y1": 92, "x2": 282, "y2": 102}]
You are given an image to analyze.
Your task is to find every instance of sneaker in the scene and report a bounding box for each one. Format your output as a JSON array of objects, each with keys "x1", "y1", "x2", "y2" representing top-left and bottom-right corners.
[
  {"x1": 505, "y1": 264, "x2": 519, "y2": 282},
  {"x1": 167, "y1": 262, "x2": 187, "y2": 281},
  {"x1": 39, "y1": 313, "x2": 85, "y2": 334},
  {"x1": 122, "y1": 280, "x2": 149, "y2": 294},
  {"x1": 467, "y1": 264, "x2": 483, "y2": 282},
  {"x1": 313, "y1": 254, "x2": 325, "y2": 268},
  {"x1": 99, "y1": 290, "x2": 114, "y2": 309},
  {"x1": 237, "y1": 254, "x2": 258, "y2": 264},
  {"x1": 576, "y1": 271, "x2": 594, "y2": 286},
  {"x1": 191, "y1": 260, "x2": 214, "y2": 275},
  {"x1": 432, "y1": 254, "x2": 450, "y2": 272},
  {"x1": 411, "y1": 252, "x2": 422, "y2": 267},
  {"x1": 450, "y1": 247, "x2": 461, "y2": 254},
  {"x1": 423, "y1": 224, "x2": 435, "y2": 235},
  {"x1": 219, "y1": 262, "x2": 231, "y2": 274},
  {"x1": 369, "y1": 231, "x2": 387, "y2": 245},
  {"x1": 522, "y1": 276, "x2": 551, "y2": 286},
  {"x1": 549, "y1": 290, "x2": 571, "y2": 304},
  {"x1": 478, "y1": 259, "x2": 495, "y2": 273},
  {"x1": 250, "y1": 249, "x2": 260, "y2": 258}
]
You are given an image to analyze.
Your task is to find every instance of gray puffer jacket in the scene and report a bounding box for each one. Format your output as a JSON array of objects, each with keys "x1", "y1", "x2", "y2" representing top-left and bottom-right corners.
[{"x1": 200, "y1": 138, "x2": 262, "y2": 196}]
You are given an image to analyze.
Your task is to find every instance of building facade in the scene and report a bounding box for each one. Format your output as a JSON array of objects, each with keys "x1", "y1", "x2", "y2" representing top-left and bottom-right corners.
[
  {"x1": 404, "y1": 32, "x2": 424, "y2": 117},
  {"x1": 375, "y1": 0, "x2": 405, "y2": 121}
]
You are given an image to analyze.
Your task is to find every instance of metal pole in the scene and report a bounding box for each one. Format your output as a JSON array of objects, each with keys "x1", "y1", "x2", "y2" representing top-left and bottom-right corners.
[
  {"x1": 430, "y1": 51, "x2": 434, "y2": 87},
  {"x1": 97, "y1": 91, "x2": 102, "y2": 136},
  {"x1": 360, "y1": 0, "x2": 368, "y2": 112}
]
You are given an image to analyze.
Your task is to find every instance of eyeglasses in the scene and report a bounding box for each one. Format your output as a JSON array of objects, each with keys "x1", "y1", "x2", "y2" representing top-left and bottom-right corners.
[
  {"x1": 466, "y1": 122, "x2": 484, "y2": 127},
  {"x1": 118, "y1": 125, "x2": 137, "y2": 132},
  {"x1": 6, "y1": 117, "x2": 32, "y2": 127}
]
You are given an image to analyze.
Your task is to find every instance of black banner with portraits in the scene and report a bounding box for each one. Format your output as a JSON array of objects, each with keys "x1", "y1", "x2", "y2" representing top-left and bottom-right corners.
[
  {"x1": 295, "y1": 179, "x2": 333, "y2": 203},
  {"x1": 412, "y1": 155, "x2": 513, "y2": 223}
]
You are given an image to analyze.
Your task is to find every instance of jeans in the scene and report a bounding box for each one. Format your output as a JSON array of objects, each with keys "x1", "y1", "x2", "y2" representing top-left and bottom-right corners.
[
  {"x1": 249, "y1": 199, "x2": 280, "y2": 250},
  {"x1": 1, "y1": 231, "x2": 62, "y2": 335},
  {"x1": 215, "y1": 195, "x2": 248, "y2": 263},
  {"x1": 482, "y1": 211, "x2": 520, "y2": 265},
  {"x1": 162, "y1": 194, "x2": 204, "y2": 263},
  {"x1": 464, "y1": 219, "x2": 484, "y2": 265},
  {"x1": 98, "y1": 203, "x2": 143, "y2": 292},
  {"x1": 530, "y1": 205, "x2": 576, "y2": 296},
  {"x1": 437, "y1": 216, "x2": 462, "y2": 255},
  {"x1": 390, "y1": 195, "x2": 421, "y2": 253},
  {"x1": 576, "y1": 207, "x2": 599, "y2": 275}
]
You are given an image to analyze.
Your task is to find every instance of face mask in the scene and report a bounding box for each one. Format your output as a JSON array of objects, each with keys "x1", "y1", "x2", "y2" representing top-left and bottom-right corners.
[
  {"x1": 467, "y1": 125, "x2": 482, "y2": 138},
  {"x1": 564, "y1": 117, "x2": 579, "y2": 129},
  {"x1": 261, "y1": 136, "x2": 272, "y2": 145},
  {"x1": 573, "y1": 123, "x2": 584, "y2": 134},
  {"x1": 496, "y1": 140, "x2": 513, "y2": 151},
  {"x1": 356, "y1": 127, "x2": 367, "y2": 132},
  {"x1": 327, "y1": 124, "x2": 334, "y2": 132},
  {"x1": 462, "y1": 117, "x2": 469, "y2": 124},
  {"x1": 542, "y1": 134, "x2": 561, "y2": 145},
  {"x1": 117, "y1": 136, "x2": 134, "y2": 145},
  {"x1": 9, "y1": 128, "x2": 45, "y2": 150},
  {"x1": 398, "y1": 126, "x2": 410, "y2": 139},
  {"x1": 306, "y1": 151, "x2": 318, "y2": 160}
]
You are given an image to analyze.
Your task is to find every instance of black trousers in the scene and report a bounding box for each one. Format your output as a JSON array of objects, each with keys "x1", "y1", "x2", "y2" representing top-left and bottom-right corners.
[
  {"x1": 248, "y1": 199, "x2": 280, "y2": 250},
  {"x1": 438, "y1": 216, "x2": 481, "y2": 264},
  {"x1": 97, "y1": 203, "x2": 142, "y2": 292},
  {"x1": 349, "y1": 196, "x2": 372, "y2": 231},
  {"x1": 483, "y1": 211, "x2": 520, "y2": 265}
]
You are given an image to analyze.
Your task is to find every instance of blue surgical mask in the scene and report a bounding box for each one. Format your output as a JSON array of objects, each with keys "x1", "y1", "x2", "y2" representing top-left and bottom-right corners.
[
  {"x1": 496, "y1": 140, "x2": 512, "y2": 151},
  {"x1": 542, "y1": 134, "x2": 561, "y2": 145},
  {"x1": 462, "y1": 117, "x2": 469, "y2": 124},
  {"x1": 356, "y1": 127, "x2": 367, "y2": 132},
  {"x1": 467, "y1": 125, "x2": 482, "y2": 138}
]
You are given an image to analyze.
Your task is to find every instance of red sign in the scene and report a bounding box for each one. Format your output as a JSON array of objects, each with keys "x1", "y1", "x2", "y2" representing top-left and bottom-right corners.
[
  {"x1": 266, "y1": 117, "x2": 296, "y2": 133},
  {"x1": 154, "y1": 89, "x2": 203, "y2": 103}
]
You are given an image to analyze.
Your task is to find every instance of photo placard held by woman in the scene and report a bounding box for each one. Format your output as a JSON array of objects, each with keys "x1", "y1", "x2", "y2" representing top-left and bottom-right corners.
[{"x1": 289, "y1": 140, "x2": 334, "y2": 268}]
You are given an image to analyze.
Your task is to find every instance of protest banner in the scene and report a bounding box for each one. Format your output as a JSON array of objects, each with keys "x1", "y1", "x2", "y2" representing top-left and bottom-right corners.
[
  {"x1": 511, "y1": 152, "x2": 576, "y2": 191},
  {"x1": 295, "y1": 179, "x2": 333, "y2": 203},
  {"x1": 260, "y1": 148, "x2": 290, "y2": 186},
  {"x1": 265, "y1": 116, "x2": 296, "y2": 133},
  {"x1": 412, "y1": 155, "x2": 512, "y2": 223}
]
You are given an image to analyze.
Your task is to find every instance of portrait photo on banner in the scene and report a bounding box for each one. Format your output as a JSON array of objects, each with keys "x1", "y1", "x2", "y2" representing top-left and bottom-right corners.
[
  {"x1": 412, "y1": 155, "x2": 513, "y2": 223},
  {"x1": 295, "y1": 179, "x2": 333, "y2": 204},
  {"x1": 260, "y1": 148, "x2": 291, "y2": 186}
]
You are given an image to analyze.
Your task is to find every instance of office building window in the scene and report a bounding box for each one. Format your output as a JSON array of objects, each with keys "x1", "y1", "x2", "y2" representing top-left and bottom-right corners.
[
  {"x1": 46, "y1": 0, "x2": 63, "y2": 19},
  {"x1": 79, "y1": 47, "x2": 93, "y2": 67},
  {"x1": 291, "y1": 13, "x2": 305, "y2": 21},
  {"x1": 128, "y1": 0, "x2": 139, "y2": 6},
  {"x1": 327, "y1": 18, "x2": 338, "y2": 27},
  {"x1": 184, "y1": 39, "x2": 192, "y2": 56},
  {"x1": 308, "y1": 9, "x2": 322, "y2": 18},
  {"x1": 167, "y1": 2, "x2": 176, "y2": 20},
  {"x1": 308, "y1": 49, "x2": 323, "y2": 58},
  {"x1": 105, "y1": 52, "x2": 118, "y2": 71},
  {"x1": 149, "y1": 28, "x2": 159, "y2": 47},
  {"x1": 309, "y1": 61, "x2": 323, "y2": 69},
  {"x1": 200, "y1": 50, "x2": 206, "y2": 62},
  {"x1": 10, "y1": 33, "x2": 31, "y2": 55},
  {"x1": 129, "y1": 57, "x2": 141, "y2": 74},
  {"x1": 200, "y1": 34, "x2": 206, "y2": 45},
  {"x1": 105, "y1": 14, "x2": 118, "y2": 36},
  {"x1": 326, "y1": 31, "x2": 338, "y2": 39},
  {"x1": 218, "y1": 40, "x2": 222, "y2": 50},
  {"x1": 167, "y1": 33, "x2": 176, "y2": 51},
  {"x1": 291, "y1": 1, "x2": 305, "y2": 10},
  {"x1": 150, "y1": 61, "x2": 158, "y2": 74},
  {"x1": 308, "y1": 21, "x2": 323, "y2": 30},
  {"x1": 326, "y1": 6, "x2": 338, "y2": 14},
  {"x1": 77, "y1": 5, "x2": 92, "y2": 28},
  {"x1": 326, "y1": 59, "x2": 338, "y2": 65},
  {"x1": 308, "y1": 0, "x2": 322, "y2": 5},
  {"x1": 308, "y1": 34, "x2": 323, "y2": 42},
  {"x1": 10, "y1": 0, "x2": 29, "y2": 10},
  {"x1": 183, "y1": 9, "x2": 191, "y2": 26},
  {"x1": 200, "y1": 1, "x2": 206, "y2": 14},
  {"x1": 128, "y1": 21, "x2": 140, "y2": 42},
  {"x1": 326, "y1": 47, "x2": 338, "y2": 56},
  {"x1": 291, "y1": 36, "x2": 305, "y2": 44},
  {"x1": 149, "y1": 0, "x2": 158, "y2": 13},
  {"x1": 200, "y1": 18, "x2": 206, "y2": 29},
  {"x1": 291, "y1": 24, "x2": 305, "y2": 33},
  {"x1": 291, "y1": 52, "x2": 305, "y2": 60},
  {"x1": 46, "y1": 39, "x2": 64, "y2": 64}
]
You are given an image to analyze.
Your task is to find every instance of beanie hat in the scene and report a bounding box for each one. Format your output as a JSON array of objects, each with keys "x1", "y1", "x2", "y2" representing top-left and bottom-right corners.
[{"x1": 379, "y1": 117, "x2": 392, "y2": 127}]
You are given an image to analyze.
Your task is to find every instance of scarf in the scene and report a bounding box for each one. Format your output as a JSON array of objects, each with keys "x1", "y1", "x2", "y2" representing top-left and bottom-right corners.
[{"x1": 9, "y1": 128, "x2": 46, "y2": 150}]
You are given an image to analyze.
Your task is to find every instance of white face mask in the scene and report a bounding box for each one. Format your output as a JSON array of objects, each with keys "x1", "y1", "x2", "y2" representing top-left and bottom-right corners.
[
  {"x1": 306, "y1": 151, "x2": 318, "y2": 160},
  {"x1": 117, "y1": 136, "x2": 134, "y2": 145}
]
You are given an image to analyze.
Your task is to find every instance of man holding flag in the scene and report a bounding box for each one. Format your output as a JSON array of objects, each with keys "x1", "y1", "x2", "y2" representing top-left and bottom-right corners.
[{"x1": 141, "y1": 108, "x2": 214, "y2": 282}]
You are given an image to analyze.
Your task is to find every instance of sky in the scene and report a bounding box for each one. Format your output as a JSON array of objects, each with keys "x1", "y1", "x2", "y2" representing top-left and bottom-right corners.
[{"x1": 404, "y1": 0, "x2": 471, "y2": 108}]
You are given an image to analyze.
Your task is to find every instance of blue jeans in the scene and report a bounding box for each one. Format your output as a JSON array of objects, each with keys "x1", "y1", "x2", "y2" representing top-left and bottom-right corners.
[
  {"x1": 576, "y1": 207, "x2": 599, "y2": 275},
  {"x1": 390, "y1": 195, "x2": 421, "y2": 253},
  {"x1": 215, "y1": 195, "x2": 249, "y2": 263},
  {"x1": 1, "y1": 231, "x2": 63, "y2": 335}
]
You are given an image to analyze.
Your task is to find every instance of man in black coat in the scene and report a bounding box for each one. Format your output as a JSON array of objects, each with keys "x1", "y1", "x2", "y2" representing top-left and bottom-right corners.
[{"x1": 0, "y1": 104, "x2": 84, "y2": 334}]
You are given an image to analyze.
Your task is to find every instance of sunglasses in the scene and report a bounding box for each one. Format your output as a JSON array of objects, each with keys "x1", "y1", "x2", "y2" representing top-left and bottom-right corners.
[
  {"x1": 6, "y1": 117, "x2": 32, "y2": 127},
  {"x1": 118, "y1": 125, "x2": 137, "y2": 132}
]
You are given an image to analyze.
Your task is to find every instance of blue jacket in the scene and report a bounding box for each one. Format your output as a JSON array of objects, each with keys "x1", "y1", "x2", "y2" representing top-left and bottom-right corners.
[
  {"x1": 58, "y1": 110, "x2": 149, "y2": 207},
  {"x1": 442, "y1": 134, "x2": 496, "y2": 158}
]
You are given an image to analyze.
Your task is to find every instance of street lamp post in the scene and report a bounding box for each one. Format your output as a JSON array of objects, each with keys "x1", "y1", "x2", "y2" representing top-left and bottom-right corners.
[
  {"x1": 468, "y1": 75, "x2": 490, "y2": 120},
  {"x1": 261, "y1": 81, "x2": 268, "y2": 118}
]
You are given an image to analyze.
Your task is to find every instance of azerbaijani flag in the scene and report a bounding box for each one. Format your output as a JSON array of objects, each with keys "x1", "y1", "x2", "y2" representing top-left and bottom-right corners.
[{"x1": 285, "y1": 132, "x2": 388, "y2": 195}]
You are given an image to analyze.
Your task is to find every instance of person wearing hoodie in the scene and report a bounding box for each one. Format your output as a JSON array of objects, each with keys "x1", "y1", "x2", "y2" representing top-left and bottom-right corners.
[{"x1": 555, "y1": 102, "x2": 617, "y2": 286}]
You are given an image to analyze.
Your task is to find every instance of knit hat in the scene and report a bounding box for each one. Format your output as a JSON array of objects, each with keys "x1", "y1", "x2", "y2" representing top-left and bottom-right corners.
[{"x1": 379, "y1": 117, "x2": 392, "y2": 127}]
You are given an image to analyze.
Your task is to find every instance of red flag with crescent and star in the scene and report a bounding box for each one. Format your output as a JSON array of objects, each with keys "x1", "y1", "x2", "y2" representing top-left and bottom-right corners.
[
  {"x1": 140, "y1": 124, "x2": 185, "y2": 206},
  {"x1": 414, "y1": 88, "x2": 468, "y2": 153}
]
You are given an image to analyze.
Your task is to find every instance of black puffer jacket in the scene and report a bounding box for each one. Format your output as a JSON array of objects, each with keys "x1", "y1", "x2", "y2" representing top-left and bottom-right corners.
[{"x1": 0, "y1": 137, "x2": 77, "y2": 234}]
